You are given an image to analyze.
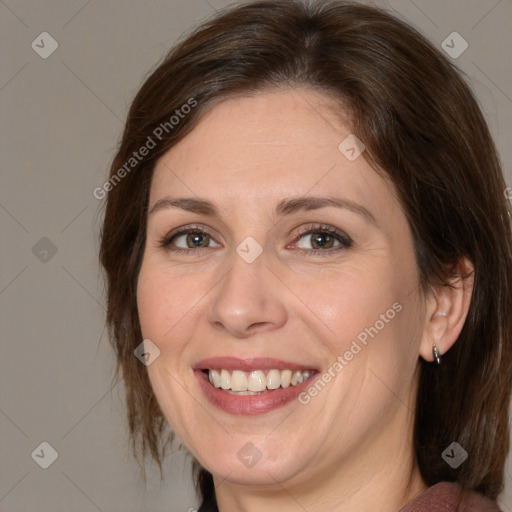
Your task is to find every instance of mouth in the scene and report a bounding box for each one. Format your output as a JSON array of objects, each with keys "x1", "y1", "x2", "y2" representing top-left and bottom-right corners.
[{"x1": 194, "y1": 357, "x2": 319, "y2": 415}]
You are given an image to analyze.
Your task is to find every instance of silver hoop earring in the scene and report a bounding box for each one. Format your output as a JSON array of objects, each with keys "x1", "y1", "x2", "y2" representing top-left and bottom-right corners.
[{"x1": 432, "y1": 344, "x2": 442, "y2": 366}]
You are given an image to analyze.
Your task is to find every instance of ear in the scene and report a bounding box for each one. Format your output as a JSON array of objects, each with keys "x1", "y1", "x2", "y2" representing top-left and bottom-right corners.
[{"x1": 419, "y1": 257, "x2": 474, "y2": 363}]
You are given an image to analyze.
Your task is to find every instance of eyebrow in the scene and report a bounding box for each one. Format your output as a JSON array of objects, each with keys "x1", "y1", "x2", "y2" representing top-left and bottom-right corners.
[{"x1": 148, "y1": 196, "x2": 377, "y2": 225}]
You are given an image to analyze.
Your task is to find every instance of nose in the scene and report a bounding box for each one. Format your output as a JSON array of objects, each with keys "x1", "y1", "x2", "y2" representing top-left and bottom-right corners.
[{"x1": 206, "y1": 246, "x2": 288, "y2": 338}]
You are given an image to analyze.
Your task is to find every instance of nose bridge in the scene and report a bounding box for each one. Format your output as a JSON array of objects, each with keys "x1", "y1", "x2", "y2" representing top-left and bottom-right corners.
[
  {"x1": 226, "y1": 249, "x2": 265, "y2": 300},
  {"x1": 206, "y1": 240, "x2": 288, "y2": 337}
]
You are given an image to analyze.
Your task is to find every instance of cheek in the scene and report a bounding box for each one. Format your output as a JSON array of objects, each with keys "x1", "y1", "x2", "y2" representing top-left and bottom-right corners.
[
  {"x1": 292, "y1": 262, "x2": 406, "y2": 356},
  {"x1": 136, "y1": 264, "x2": 202, "y2": 433},
  {"x1": 137, "y1": 268, "x2": 168, "y2": 342},
  {"x1": 137, "y1": 263, "x2": 201, "y2": 346},
  {"x1": 300, "y1": 259, "x2": 422, "y2": 410}
]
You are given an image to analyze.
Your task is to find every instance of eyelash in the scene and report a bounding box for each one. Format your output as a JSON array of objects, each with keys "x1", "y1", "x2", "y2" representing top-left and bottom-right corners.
[{"x1": 158, "y1": 223, "x2": 353, "y2": 256}]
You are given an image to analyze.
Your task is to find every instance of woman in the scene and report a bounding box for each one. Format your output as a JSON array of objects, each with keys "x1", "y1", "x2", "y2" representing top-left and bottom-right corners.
[{"x1": 99, "y1": 1, "x2": 512, "y2": 510}]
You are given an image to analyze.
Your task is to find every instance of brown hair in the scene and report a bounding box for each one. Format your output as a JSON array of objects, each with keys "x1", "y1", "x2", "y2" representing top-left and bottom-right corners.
[{"x1": 99, "y1": 1, "x2": 512, "y2": 509}]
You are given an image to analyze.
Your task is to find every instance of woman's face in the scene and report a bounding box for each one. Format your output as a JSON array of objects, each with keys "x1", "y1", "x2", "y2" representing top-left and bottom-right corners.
[{"x1": 137, "y1": 89, "x2": 427, "y2": 489}]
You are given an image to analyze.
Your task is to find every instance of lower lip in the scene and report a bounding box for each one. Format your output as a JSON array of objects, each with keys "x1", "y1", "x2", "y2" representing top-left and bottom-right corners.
[{"x1": 195, "y1": 370, "x2": 317, "y2": 415}]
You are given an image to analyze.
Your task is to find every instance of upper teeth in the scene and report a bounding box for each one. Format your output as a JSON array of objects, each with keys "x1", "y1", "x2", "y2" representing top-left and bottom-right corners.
[{"x1": 207, "y1": 369, "x2": 313, "y2": 392}]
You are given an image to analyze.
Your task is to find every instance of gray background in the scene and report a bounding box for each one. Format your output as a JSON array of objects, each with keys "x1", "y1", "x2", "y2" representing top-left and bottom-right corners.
[{"x1": 1, "y1": 0, "x2": 511, "y2": 511}]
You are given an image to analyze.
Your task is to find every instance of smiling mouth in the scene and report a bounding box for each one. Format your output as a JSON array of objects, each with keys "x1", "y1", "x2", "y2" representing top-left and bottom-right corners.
[
  {"x1": 203, "y1": 368, "x2": 316, "y2": 394},
  {"x1": 194, "y1": 357, "x2": 320, "y2": 415}
]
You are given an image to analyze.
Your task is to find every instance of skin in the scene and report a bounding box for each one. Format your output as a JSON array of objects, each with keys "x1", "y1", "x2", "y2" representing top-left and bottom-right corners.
[{"x1": 136, "y1": 89, "x2": 474, "y2": 512}]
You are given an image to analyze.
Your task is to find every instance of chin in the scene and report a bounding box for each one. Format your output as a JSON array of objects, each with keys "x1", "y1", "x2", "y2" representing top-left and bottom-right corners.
[{"x1": 192, "y1": 437, "x2": 310, "y2": 487}]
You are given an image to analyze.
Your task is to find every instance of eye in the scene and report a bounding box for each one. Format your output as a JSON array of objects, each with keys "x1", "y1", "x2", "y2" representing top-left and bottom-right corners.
[
  {"x1": 292, "y1": 224, "x2": 352, "y2": 255},
  {"x1": 159, "y1": 225, "x2": 221, "y2": 254}
]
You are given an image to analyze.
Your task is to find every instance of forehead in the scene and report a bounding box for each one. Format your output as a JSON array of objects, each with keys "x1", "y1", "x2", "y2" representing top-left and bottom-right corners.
[{"x1": 149, "y1": 89, "x2": 395, "y2": 219}]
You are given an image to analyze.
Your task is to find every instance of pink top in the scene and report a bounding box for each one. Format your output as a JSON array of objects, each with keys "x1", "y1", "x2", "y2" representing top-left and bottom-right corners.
[{"x1": 400, "y1": 482, "x2": 502, "y2": 511}]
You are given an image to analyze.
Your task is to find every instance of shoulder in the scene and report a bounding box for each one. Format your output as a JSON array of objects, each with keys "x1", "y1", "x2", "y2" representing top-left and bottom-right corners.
[{"x1": 399, "y1": 482, "x2": 502, "y2": 512}]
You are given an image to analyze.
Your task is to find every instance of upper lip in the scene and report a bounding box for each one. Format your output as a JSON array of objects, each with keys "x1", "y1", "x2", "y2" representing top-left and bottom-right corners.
[{"x1": 194, "y1": 357, "x2": 317, "y2": 372}]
